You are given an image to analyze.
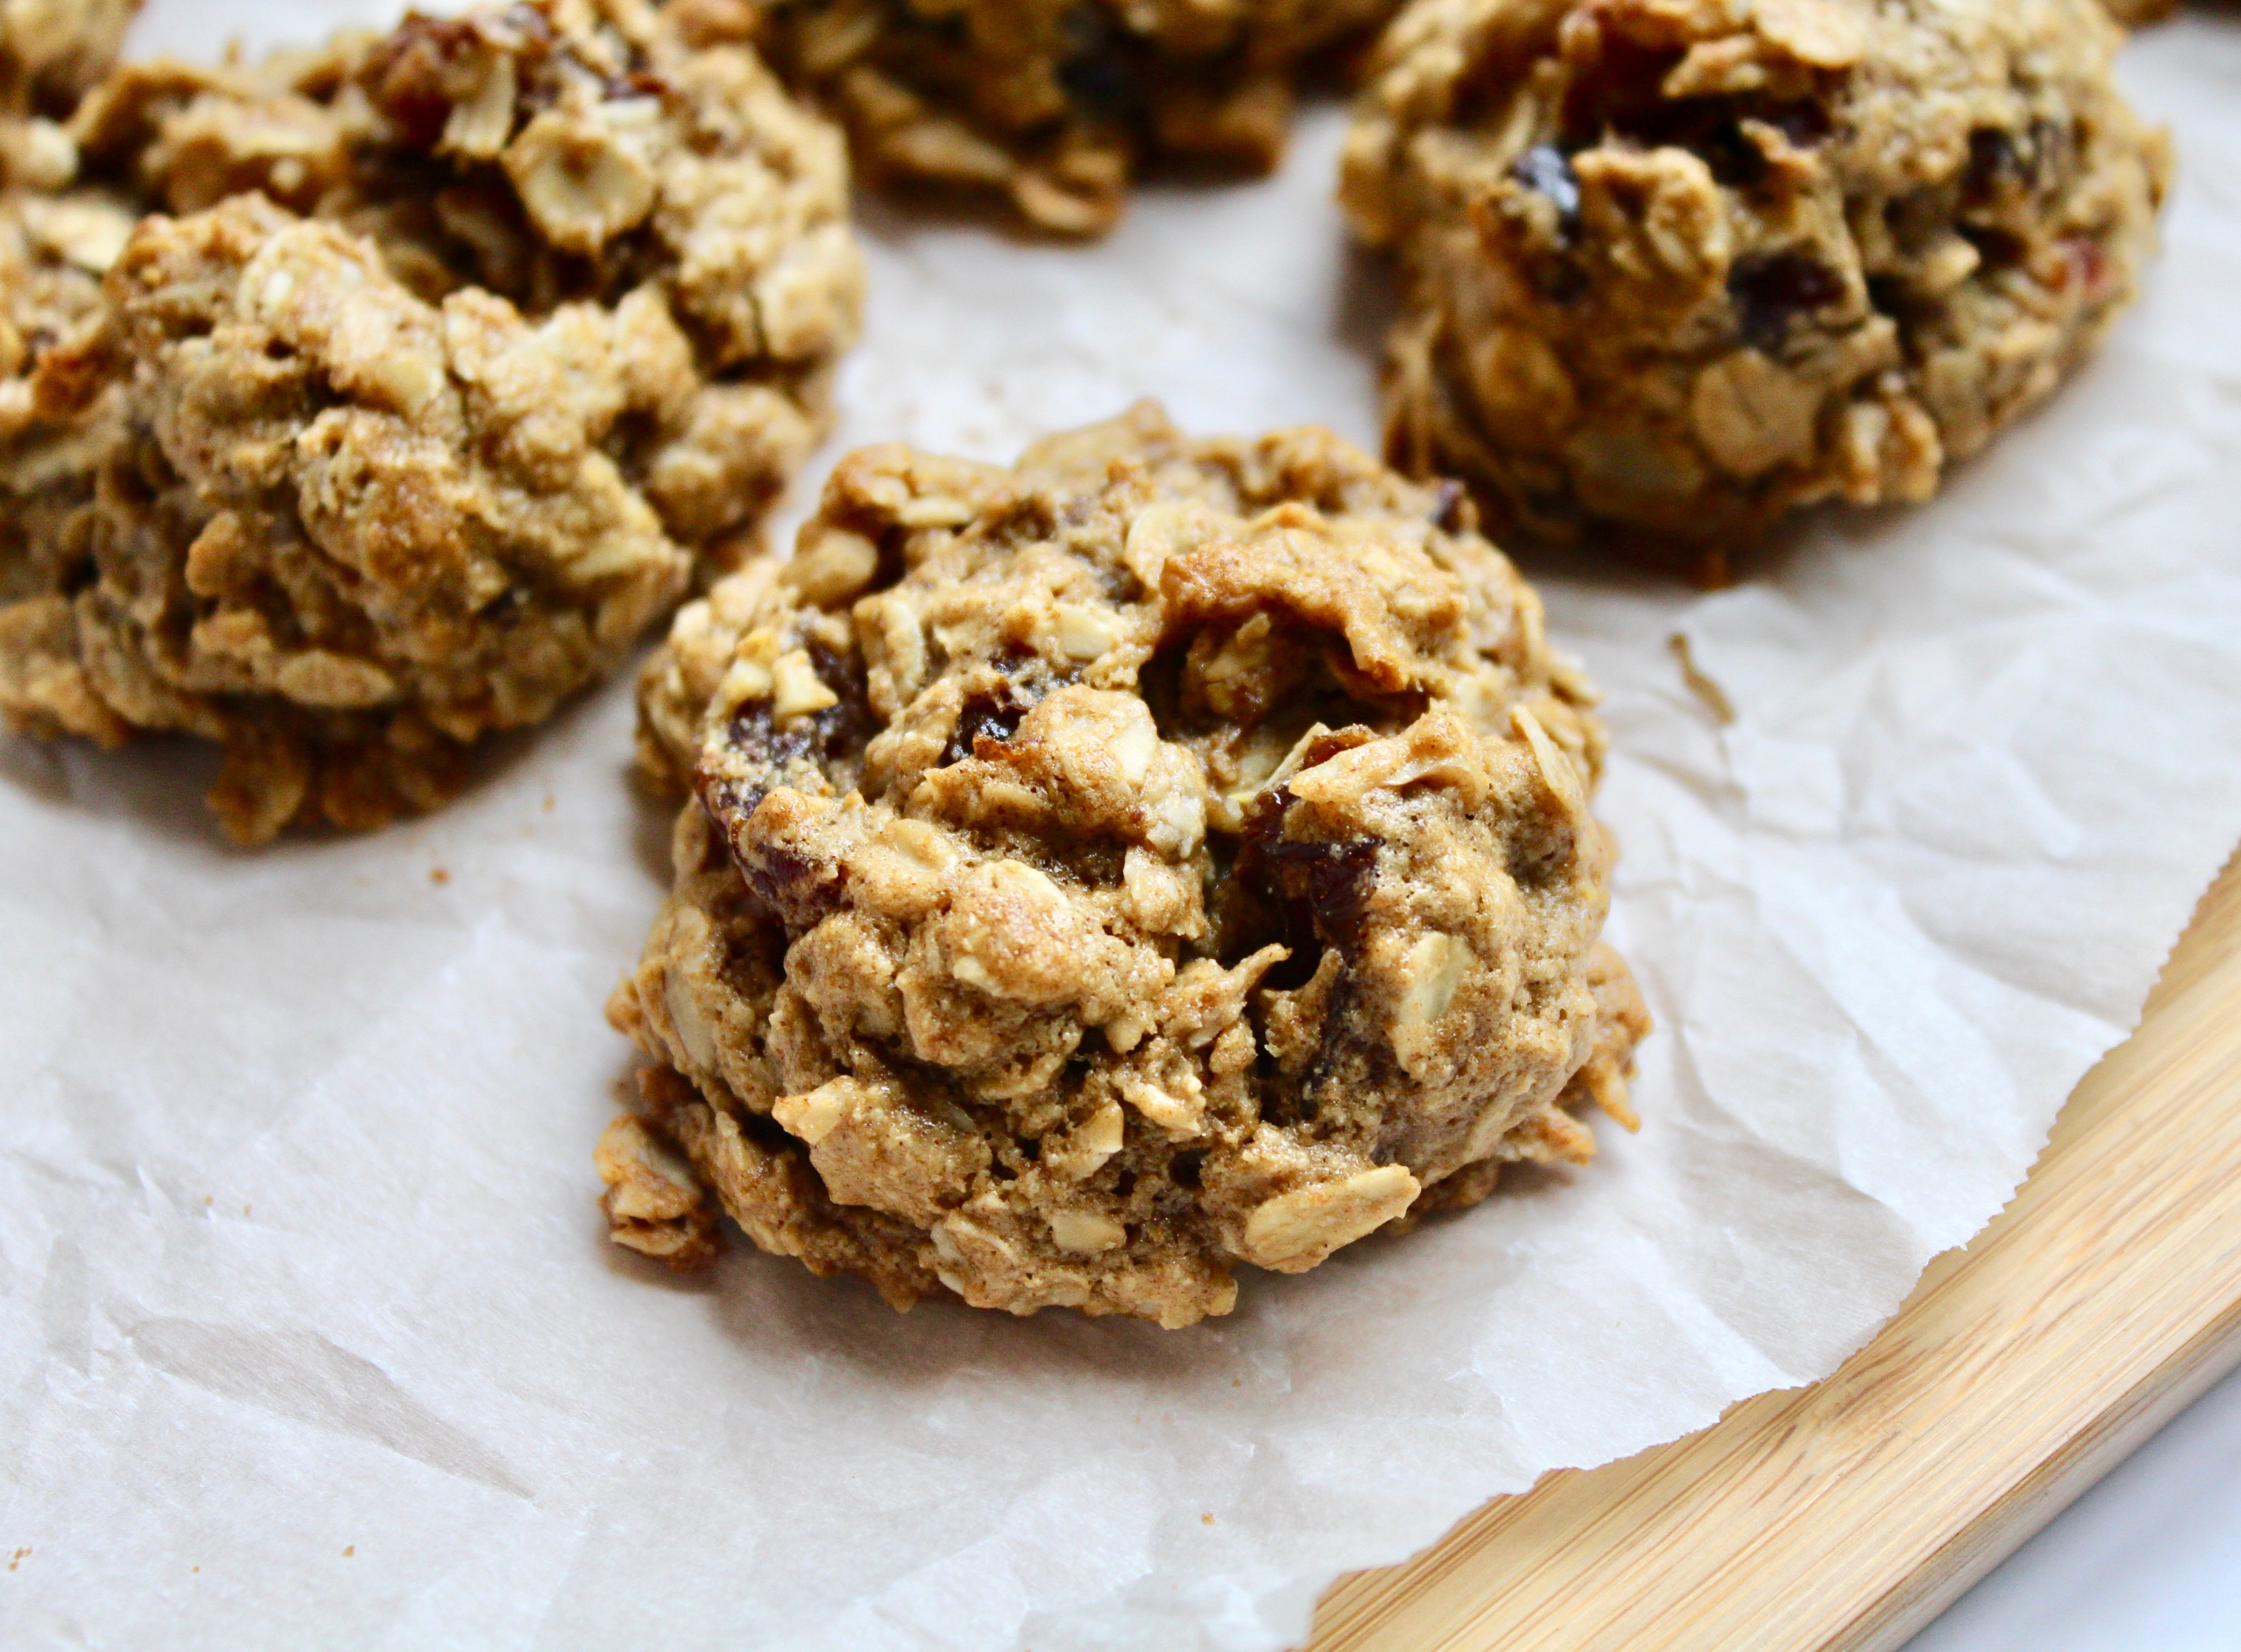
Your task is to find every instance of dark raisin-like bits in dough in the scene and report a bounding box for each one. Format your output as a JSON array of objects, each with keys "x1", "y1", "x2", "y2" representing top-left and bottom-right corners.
[
  {"x1": 1345, "y1": 0, "x2": 2168, "y2": 565},
  {"x1": 604, "y1": 404, "x2": 1649, "y2": 1325},
  {"x1": 715, "y1": 0, "x2": 1405, "y2": 236},
  {"x1": 0, "y1": 0, "x2": 861, "y2": 841}
]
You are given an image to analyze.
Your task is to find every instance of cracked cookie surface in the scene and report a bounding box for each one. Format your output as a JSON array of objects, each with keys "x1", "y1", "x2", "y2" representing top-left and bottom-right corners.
[
  {"x1": 0, "y1": 0, "x2": 860, "y2": 841},
  {"x1": 604, "y1": 404, "x2": 1648, "y2": 1326},
  {"x1": 1342, "y1": 0, "x2": 2168, "y2": 571},
  {"x1": 672, "y1": 0, "x2": 1399, "y2": 234}
]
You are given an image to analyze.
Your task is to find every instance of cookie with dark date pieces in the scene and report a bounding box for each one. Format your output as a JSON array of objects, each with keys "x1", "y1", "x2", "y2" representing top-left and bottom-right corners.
[
  {"x1": 669, "y1": 0, "x2": 1400, "y2": 235},
  {"x1": 0, "y1": 0, "x2": 860, "y2": 842},
  {"x1": 1342, "y1": 0, "x2": 2168, "y2": 572},
  {"x1": 602, "y1": 403, "x2": 1649, "y2": 1325}
]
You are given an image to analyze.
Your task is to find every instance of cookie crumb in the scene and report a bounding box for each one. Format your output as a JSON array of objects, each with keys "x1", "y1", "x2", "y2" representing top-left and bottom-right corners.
[{"x1": 1668, "y1": 636, "x2": 1736, "y2": 727}]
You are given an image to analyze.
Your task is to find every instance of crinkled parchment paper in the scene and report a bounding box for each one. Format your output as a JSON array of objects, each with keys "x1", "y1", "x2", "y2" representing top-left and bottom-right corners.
[{"x1": 5, "y1": 5, "x2": 2241, "y2": 1648}]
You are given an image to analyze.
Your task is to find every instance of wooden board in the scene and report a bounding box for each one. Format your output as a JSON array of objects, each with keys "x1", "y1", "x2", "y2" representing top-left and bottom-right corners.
[{"x1": 1307, "y1": 852, "x2": 2241, "y2": 1652}]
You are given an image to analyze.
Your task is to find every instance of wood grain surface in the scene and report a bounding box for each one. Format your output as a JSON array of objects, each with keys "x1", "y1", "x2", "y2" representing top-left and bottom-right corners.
[{"x1": 1306, "y1": 854, "x2": 2241, "y2": 1652}]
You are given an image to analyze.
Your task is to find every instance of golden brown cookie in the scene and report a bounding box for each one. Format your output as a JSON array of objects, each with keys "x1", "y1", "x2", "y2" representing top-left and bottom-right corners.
[
  {"x1": 1343, "y1": 0, "x2": 2169, "y2": 573},
  {"x1": 2100, "y1": 0, "x2": 2175, "y2": 26},
  {"x1": 0, "y1": 0, "x2": 139, "y2": 126},
  {"x1": 603, "y1": 404, "x2": 1648, "y2": 1326},
  {"x1": 674, "y1": 0, "x2": 1400, "y2": 234},
  {"x1": 0, "y1": 0, "x2": 861, "y2": 842}
]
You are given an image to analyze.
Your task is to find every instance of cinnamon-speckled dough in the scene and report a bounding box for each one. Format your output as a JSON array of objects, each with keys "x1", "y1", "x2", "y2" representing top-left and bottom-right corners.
[
  {"x1": 0, "y1": 0, "x2": 861, "y2": 841},
  {"x1": 669, "y1": 0, "x2": 1398, "y2": 235},
  {"x1": 1342, "y1": 0, "x2": 2168, "y2": 571},
  {"x1": 603, "y1": 404, "x2": 1649, "y2": 1325}
]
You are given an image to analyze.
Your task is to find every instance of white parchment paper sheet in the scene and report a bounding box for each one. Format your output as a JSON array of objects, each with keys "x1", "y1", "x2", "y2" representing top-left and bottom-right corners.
[{"x1": 5, "y1": 5, "x2": 2241, "y2": 1648}]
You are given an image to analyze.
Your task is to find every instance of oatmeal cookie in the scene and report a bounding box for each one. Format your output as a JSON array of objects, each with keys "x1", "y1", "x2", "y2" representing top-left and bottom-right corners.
[
  {"x1": 0, "y1": 0, "x2": 861, "y2": 842},
  {"x1": 603, "y1": 404, "x2": 1649, "y2": 1326},
  {"x1": 2100, "y1": 0, "x2": 2174, "y2": 26},
  {"x1": 0, "y1": 0, "x2": 139, "y2": 124},
  {"x1": 670, "y1": 0, "x2": 1399, "y2": 235},
  {"x1": 1342, "y1": 0, "x2": 2169, "y2": 572}
]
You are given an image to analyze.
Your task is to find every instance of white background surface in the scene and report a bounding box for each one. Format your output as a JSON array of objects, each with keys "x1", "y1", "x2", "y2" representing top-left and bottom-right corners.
[{"x1": 0, "y1": 4, "x2": 2234, "y2": 1651}]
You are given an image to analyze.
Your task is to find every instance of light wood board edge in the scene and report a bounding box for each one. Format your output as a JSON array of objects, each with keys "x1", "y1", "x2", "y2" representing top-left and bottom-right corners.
[
  {"x1": 1308, "y1": 854, "x2": 2241, "y2": 1652},
  {"x1": 1850, "y1": 1294, "x2": 2241, "y2": 1652}
]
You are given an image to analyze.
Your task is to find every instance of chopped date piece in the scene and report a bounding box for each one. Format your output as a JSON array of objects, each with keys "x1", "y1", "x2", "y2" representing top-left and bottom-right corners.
[{"x1": 1728, "y1": 251, "x2": 1848, "y2": 352}]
